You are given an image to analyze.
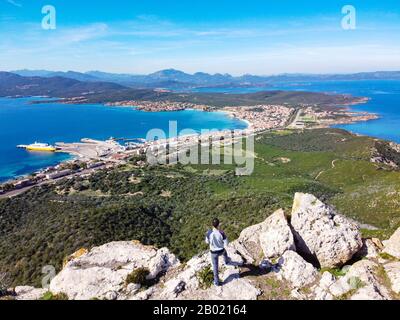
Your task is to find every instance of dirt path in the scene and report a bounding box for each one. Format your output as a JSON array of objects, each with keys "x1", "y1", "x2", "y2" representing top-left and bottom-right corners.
[{"x1": 315, "y1": 159, "x2": 339, "y2": 180}]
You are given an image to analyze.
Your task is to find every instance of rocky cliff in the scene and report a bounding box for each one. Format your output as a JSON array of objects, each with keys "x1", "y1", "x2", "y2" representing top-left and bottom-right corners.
[{"x1": 5, "y1": 193, "x2": 400, "y2": 300}]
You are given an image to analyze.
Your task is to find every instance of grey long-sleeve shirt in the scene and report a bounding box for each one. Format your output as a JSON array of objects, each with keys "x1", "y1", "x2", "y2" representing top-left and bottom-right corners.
[{"x1": 205, "y1": 228, "x2": 228, "y2": 252}]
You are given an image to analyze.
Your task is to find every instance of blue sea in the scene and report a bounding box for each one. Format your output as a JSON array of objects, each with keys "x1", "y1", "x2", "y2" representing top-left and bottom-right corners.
[
  {"x1": 0, "y1": 98, "x2": 247, "y2": 183},
  {"x1": 194, "y1": 80, "x2": 400, "y2": 144},
  {"x1": 2, "y1": 80, "x2": 400, "y2": 182}
]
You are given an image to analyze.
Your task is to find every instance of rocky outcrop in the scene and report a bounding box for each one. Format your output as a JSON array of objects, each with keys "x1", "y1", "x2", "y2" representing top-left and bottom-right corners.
[
  {"x1": 150, "y1": 246, "x2": 261, "y2": 300},
  {"x1": 318, "y1": 260, "x2": 390, "y2": 300},
  {"x1": 7, "y1": 193, "x2": 400, "y2": 301},
  {"x1": 346, "y1": 260, "x2": 390, "y2": 300},
  {"x1": 384, "y1": 262, "x2": 400, "y2": 294},
  {"x1": 259, "y1": 209, "x2": 296, "y2": 259},
  {"x1": 291, "y1": 193, "x2": 362, "y2": 268},
  {"x1": 355, "y1": 238, "x2": 383, "y2": 259},
  {"x1": 231, "y1": 209, "x2": 295, "y2": 263},
  {"x1": 14, "y1": 286, "x2": 47, "y2": 300},
  {"x1": 50, "y1": 241, "x2": 180, "y2": 300},
  {"x1": 312, "y1": 272, "x2": 335, "y2": 300},
  {"x1": 230, "y1": 221, "x2": 265, "y2": 264},
  {"x1": 383, "y1": 227, "x2": 400, "y2": 259},
  {"x1": 275, "y1": 250, "x2": 318, "y2": 288}
]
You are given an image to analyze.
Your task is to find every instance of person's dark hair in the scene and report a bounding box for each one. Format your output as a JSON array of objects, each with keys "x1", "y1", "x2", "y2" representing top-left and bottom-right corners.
[{"x1": 212, "y1": 218, "x2": 220, "y2": 228}]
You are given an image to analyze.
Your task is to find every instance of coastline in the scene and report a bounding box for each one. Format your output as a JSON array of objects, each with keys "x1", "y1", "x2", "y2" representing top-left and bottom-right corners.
[{"x1": 0, "y1": 95, "x2": 381, "y2": 194}]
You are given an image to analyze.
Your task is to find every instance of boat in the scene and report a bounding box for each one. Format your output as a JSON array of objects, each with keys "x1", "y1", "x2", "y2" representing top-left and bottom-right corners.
[{"x1": 17, "y1": 142, "x2": 57, "y2": 152}]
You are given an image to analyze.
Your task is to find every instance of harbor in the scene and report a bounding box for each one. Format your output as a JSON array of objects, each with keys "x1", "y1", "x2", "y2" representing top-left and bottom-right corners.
[
  {"x1": 1, "y1": 99, "x2": 378, "y2": 198},
  {"x1": 17, "y1": 142, "x2": 57, "y2": 152}
]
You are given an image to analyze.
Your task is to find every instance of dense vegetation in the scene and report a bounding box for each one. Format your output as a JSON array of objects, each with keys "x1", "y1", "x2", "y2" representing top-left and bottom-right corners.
[
  {"x1": 375, "y1": 141, "x2": 400, "y2": 167},
  {"x1": 1, "y1": 128, "x2": 400, "y2": 287}
]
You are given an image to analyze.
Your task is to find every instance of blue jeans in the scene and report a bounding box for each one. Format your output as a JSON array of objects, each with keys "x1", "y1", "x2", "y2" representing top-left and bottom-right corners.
[{"x1": 211, "y1": 249, "x2": 229, "y2": 285}]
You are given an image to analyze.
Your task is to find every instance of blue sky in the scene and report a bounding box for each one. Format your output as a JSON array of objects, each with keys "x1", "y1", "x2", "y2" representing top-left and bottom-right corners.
[{"x1": 0, "y1": 0, "x2": 399, "y2": 75}]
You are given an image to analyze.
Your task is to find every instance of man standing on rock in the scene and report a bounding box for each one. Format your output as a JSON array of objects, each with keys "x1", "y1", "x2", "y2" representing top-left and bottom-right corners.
[{"x1": 205, "y1": 218, "x2": 231, "y2": 286}]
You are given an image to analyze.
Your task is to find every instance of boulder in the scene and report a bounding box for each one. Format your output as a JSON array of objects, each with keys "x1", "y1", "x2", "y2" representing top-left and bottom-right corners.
[
  {"x1": 355, "y1": 238, "x2": 383, "y2": 259},
  {"x1": 346, "y1": 260, "x2": 389, "y2": 300},
  {"x1": 383, "y1": 227, "x2": 400, "y2": 259},
  {"x1": 150, "y1": 248, "x2": 258, "y2": 301},
  {"x1": 148, "y1": 247, "x2": 181, "y2": 279},
  {"x1": 319, "y1": 272, "x2": 336, "y2": 291},
  {"x1": 50, "y1": 241, "x2": 180, "y2": 300},
  {"x1": 313, "y1": 286, "x2": 333, "y2": 300},
  {"x1": 291, "y1": 193, "x2": 362, "y2": 268},
  {"x1": 384, "y1": 262, "x2": 400, "y2": 294},
  {"x1": 208, "y1": 267, "x2": 261, "y2": 300},
  {"x1": 230, "y1": 222, "x2": 265, "y2": 264},
  {"x1": 350, "y1": 286, "x2": 388, "y2": 300},
  {"x1": 231, "y1": 209, "x2": 295, "y2": 263},
  {"x1": 157, "y1": 253, "x2": 210, "y2": 299},
  {"x1": 259, "y1": 209, "x2": 296, "y2": 259},
  {"x1": 276, "y1": 250, "x2": 318, "y2": 288},
  {"x1": 328, "y1": 260, "x2": 390, "y2": 300}
]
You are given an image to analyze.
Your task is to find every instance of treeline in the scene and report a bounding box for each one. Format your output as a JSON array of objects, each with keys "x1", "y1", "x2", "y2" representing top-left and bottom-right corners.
[{"x1": 0, "y1": 162, "x2": 283, "y2": 287}]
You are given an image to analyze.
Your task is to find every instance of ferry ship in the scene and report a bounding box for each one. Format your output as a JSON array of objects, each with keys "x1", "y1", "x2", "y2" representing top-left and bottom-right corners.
[{"x1": 17, "y1": 142, "x2": 57, "y2": 152}]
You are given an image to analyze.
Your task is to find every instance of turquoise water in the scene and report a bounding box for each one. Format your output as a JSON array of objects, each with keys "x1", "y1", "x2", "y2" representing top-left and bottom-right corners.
[
  {"x1": 193, "y1": 80, "x2": 400, "y2": 144},
  {"x1": 0, "y1": 98, "x2": 247, "y2": 182},
  {"x1": 3, "y1": 80, "x2": 399, "y2": 182}
]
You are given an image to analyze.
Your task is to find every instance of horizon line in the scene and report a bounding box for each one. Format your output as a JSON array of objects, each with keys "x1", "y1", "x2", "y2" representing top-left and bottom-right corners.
[{"x1": 5, "y1": 68, "x2": 400, "y2": 78}]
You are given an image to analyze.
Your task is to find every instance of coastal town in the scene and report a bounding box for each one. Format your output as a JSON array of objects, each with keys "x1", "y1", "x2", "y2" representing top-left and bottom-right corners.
[
  {"x1": 0, "y1": 101, "x2": 378, "y2": 198},
  {"x1": 106, "y1": 100, "x2": 211, "y2": 112}
]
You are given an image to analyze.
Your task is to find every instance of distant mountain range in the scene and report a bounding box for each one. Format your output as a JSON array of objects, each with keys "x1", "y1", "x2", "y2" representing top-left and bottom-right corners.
[
  {"x1": 0, "y1": 72, "x2": 126, "y2": 98},
  {"x1": 11, "y1": 69, "x2": 400, "y2": 89},
  {"x1": 0, "y1": 71, "x2": 363, "y2": 108}
]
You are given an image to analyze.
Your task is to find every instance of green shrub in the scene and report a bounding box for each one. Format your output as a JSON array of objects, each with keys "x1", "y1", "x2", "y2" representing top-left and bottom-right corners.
[
  {"x1": 319, "y1": 267, "x2": 346, "y2": 277},
  {"x1": 41, "y1": 291, "x2": 69, "y2": 300},
  {"x1": 126, "y1": 268, "x2": 150, "y2": 286},
  {"x1": 197, "y1": 266, "x2": 214, "y2": 289},
  {"x1": 378, "y1": 252, "x2": 397, "y2": 261}
]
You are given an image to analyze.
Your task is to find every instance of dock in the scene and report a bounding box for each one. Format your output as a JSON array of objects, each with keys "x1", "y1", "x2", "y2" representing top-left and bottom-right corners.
[{"x1": 55, "y1": 138, "x2": 125, "y2": 160}]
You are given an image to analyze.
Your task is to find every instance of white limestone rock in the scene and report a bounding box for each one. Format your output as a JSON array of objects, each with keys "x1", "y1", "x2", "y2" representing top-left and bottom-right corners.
[
  {"x1": 290, "y1": 288, "x2": 307, "y2": 300},
  {"x1": 147, "y1": 247, "x2": 180, "y2": 279},
  {"x1": 126, "y1": 283, "x2": 141, "y2": 296},
  {"x1": 350, "y1": 286, "x2": 387, "y2": 300},
  {"x1": 231, "y1": 209, "x2": 295, "y2": 263},
  {"x1": 329, "y1": 260, "x2": 390, "y2": 300},
  {"x1": 50, "y1": 241, "x2": 180, "y2": 300},
  {"x1": 383, "y1": 227, "x2": 400, "y2": 259},
  {"x1": 259, "y1": 209, "x2": 296, "y2": 259},
  {"x1": 384, "y1": 262, "x2": 400, "y2": 294},
  {"x1": 208, "y1": 269, "x2": 261, "y2": 300},
  {"x1": 152, "y1": 249, "x2": 259, "y2": 301},
  {"x1": 291, "y1": 193, "x2": 362, "y2": 268},
  {"x1": 230, "y1": 222, "x2": 265, "y2": 264},
  {"x1": 14, "y1": 286, "x2": 47, "y2": 300},
  {"x1": 313, "y1": 286, "x2": 333, "y2": 300},
  {"x1": 276, "y1": 250, "x2": 318, "y2": 288},
  {"x1": 355, "y1": 238, "x2": 383, "y2": 259},
  {"x1": 328, "y1": 276, "x2": 352, "y2": 297}
]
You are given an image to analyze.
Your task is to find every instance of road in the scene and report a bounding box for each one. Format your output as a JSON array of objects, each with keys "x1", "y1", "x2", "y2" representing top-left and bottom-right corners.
[
  {"x1": 0, "y1": 165, "x2": 106, "y2": 199},
  {"x1": 287, "y1": 108, "x2": 304, "y2": 129}
]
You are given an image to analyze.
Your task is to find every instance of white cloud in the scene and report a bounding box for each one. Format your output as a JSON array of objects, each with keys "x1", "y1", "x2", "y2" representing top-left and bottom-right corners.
[
  {"x1": 1, "y1": 14, "x2": 400, "y2": 74},
  {"x1": 5, "y1": 0, "x2": 22, "y2": 8}
]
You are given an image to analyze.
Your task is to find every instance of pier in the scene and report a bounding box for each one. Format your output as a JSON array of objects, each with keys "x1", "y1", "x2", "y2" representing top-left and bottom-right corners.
[{"x1": 55, "y1": 138, "x2": 125, "y2": 160}]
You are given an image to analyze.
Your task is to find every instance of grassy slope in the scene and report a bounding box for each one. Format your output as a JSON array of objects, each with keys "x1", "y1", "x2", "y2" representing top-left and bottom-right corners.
[{"x1": 0, "y1": 128, "x2": 399, "y2": 286}]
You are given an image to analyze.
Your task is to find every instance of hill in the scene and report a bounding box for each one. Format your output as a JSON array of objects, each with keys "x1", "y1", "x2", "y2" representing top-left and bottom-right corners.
[
  {"x1": 0, "y1": 72, "x2": 126, "y2": 98},
  {"x1": 11, "y1": 69, "x2": 400, "y2": 89},
  {"x1": 0, "y1": 128, "x2": 400, "y2": 288},
  {"x1": 0, "y1": 72, "x2": 363, "y2": 107}
]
